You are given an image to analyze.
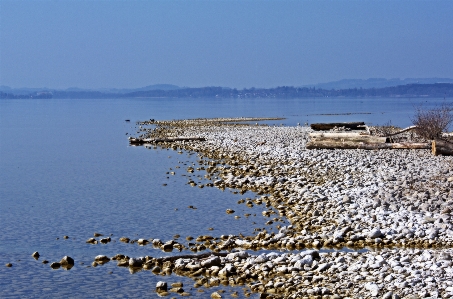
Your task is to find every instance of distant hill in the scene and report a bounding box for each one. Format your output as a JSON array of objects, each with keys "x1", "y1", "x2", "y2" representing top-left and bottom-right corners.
[
  {"x1": 98, "y1": 84, "x2": 181, "y2": 94},
  {"x1": 0, "y1": 84, "x2": 181, "y2": 95},
  {"x1": 303, "y1": 78, "x2": 453, "y2": 90},
  {"x1": 2, "y1": 82, "x2": 453, "y2": 99},
  {"x1": 0, "y1": 86, "x2": 53, "y2": 95}
]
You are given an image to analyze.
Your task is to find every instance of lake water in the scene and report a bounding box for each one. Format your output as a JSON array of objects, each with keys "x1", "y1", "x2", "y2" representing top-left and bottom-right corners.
[{"x1": 0, "y1": 97, "x2": 451, "y2": 298}]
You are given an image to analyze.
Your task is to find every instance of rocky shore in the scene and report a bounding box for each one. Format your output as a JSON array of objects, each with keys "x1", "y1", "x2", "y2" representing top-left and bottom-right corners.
[
  {"x1": 94, "y1": 247, "x2": 453, "y2": 298},
  {"x1": 118, "y1": 118, "x2": 453, "y2": 298}
]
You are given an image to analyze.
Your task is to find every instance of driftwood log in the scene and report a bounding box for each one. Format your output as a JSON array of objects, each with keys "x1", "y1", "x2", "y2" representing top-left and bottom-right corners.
[
  {"x1": 129, "y1": 137, "x2": 206, "y2": 145},
  {"x1": 306, "y1": 140, "x2": 430, "y2": 150},
  {"x1": 309, "y1": 132, "x2": 371, "y2": 138},
  {"x1": 385, "y1": 125, "x2": 418, "y2": 137},
  {"x1": 432, "y1": 139, "x2": 453, "y2": 156},
  {"x1": 310, "y1": 122, "x2": 366, "y2": 131},
  {"x1": 309, "y1": 134, "x2": 387, "y2": 144}
]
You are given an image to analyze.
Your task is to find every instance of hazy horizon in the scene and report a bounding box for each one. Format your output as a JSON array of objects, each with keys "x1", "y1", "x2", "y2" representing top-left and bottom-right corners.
[
  {"x1": 2, "y1": 77, "x2": 453, "y2": 92},
  {"x1": 1, "y1": 1, "x2": 452, "y2": 89}
]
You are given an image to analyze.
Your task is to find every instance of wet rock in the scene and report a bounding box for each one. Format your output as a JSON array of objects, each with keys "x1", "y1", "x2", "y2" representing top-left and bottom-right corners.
[
  {"x1": 211, "y1": 292, "x2": 222, "y2": 298},
  {"x1": 5, "y1": 263, "x2": 12, "y2": 267},
  {"x1": 32, "y1": 252, "x2": 40, "y2": 259},
  {"x1": 99, "y1": 237, "x2": 111, "y2": 244},
  {"x1": 86, "y1": 238, "x2": 97, "y2": 244},
  {"x1": 169, "y1": 286, "x2": 184, "y2": 293},
  {"x1": 156, "y1": 281, "x2": 167, "y2": 292},
  {"x1": 60, "y1": 256, "x2": 74, "y2": 268},
  {"x1": 137, "y1": 238, "x2": 149, "y2": 245},
  {"x1": 95, "y1": 255, "x2": 110, "y2": 264},
  {"x1": 162, "y1": 241, "x2": 174, "y2": 251},
  {"x1": 129, "y1": 257, "x2": 144, "y2": 268},
  {"x1": 152, "y1": 239, "x2": 163, "y2": 246},
  {"x1": 50, "y1": 262, "x2": 61, "y2": 269}
]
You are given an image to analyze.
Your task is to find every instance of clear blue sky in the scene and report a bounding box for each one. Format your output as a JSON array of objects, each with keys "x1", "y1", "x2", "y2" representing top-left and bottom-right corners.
[{"x1": 1, "y1": 0, "x2": 452, "y2": 89}]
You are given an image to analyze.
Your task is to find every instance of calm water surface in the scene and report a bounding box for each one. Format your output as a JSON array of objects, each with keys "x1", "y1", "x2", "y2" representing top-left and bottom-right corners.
[{"x1": 0, "y1": 97, "x2": 450, "y2": 298}]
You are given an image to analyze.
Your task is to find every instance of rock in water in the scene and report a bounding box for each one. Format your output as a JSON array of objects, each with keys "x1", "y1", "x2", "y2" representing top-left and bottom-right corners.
[
  {"x1": 60, "y1": 256, "x2": 74, "y2": 266},
  {"x1": 156, "y1": 281, "x2": 167, "y2": 292},
  {"x1": 86, "y1": 238, "x2": 97, "y2": 244},
  {"x1": 129, "y1": 257, "x2": 144, "y2": 268},
  {"x1": 95, "y1": 255, "x2": 110, "y2": 264},
  {"x1": 32, "y1": 252, "x2": 40, "y2": 259},
  {"x1": 211, "y1": 292, "x2": 222, "y2": 298}
]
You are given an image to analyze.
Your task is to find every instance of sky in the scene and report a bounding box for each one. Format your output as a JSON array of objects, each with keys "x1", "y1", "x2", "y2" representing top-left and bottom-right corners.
[{"x1": 0, "y1": 0, "x2": 452, "y2": 89}]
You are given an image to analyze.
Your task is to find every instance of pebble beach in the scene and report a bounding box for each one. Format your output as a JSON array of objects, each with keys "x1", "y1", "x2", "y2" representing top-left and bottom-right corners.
[{"x1": 124, "y1": 118, "x2": 453, "y2": 298}]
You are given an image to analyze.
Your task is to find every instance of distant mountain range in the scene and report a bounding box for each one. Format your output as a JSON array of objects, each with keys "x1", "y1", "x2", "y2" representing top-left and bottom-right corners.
[
  {"x1": 1, "y1": 79, "x2": 453, "y2": 99},
  {"x1": 0, "y1": 84, "x2": 181, "y2": 95},
  {"x1": 2, "y1": 78, "x2": 453, "y2": 95},
  {"x1": 302, "y1": 78, "x2": 453, "y2": 90}
]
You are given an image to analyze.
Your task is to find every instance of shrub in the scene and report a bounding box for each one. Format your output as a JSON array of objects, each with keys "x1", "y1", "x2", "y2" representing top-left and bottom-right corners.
[{"x1": 411, "y1": 103, "x2": 453, "y2": 140}]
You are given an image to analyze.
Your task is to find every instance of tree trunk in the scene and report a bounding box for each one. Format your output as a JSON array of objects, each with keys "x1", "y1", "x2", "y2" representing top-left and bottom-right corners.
[
  {"x1": 310, "y1": 122, "x2": 366, "y2": 131},
  {"x1": 309, "y1": 132, "x2": 371, "y2": 138},
  {"x1": 306, "y1": 140, "x2": 430, "y2": 150},
  {"x1": 432, "y1": 139, "x2": 453, "y2": 156},
  {"x1": 309, "y1": 134, "x2": 387, "y2": 144}
]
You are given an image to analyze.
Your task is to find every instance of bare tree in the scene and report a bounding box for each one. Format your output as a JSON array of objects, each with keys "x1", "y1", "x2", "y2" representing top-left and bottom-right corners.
[{"x1": 411, "y1": 103, "x2": 453, "y2": 140}]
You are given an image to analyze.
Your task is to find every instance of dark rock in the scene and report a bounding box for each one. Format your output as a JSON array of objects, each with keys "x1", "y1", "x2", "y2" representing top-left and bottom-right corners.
[{"x1": 60, "y1": 256, "x2": 74, "y2": 266}]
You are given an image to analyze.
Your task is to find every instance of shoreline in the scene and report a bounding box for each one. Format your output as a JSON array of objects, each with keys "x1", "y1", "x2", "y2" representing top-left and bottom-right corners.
[{"x1": 127, "y1": 118, "x2": 453, "y2": 298}]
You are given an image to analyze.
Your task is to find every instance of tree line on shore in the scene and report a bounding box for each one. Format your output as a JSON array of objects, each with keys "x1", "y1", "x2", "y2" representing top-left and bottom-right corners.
[{"x1": 1, "y1": 83, "x2": 453, "y2": 99}]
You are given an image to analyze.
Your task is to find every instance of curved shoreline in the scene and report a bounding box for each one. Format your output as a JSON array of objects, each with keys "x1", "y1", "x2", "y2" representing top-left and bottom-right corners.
[{"x1": 126, "y1": 118, "x2": 453, "y2": 298}]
